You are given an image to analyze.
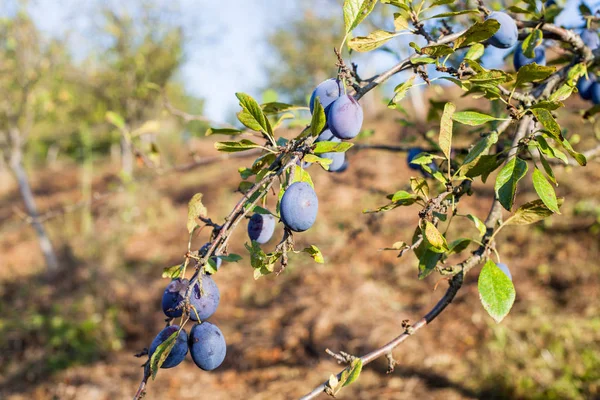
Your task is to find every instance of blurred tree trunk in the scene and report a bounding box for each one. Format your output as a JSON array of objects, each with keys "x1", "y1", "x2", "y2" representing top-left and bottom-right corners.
[
  {"x1": 120, "y1": 135, "x2": 133, "y2": 177},
  {"x1": 7, "y1": 128, "x2": 59, "y2": 273}
]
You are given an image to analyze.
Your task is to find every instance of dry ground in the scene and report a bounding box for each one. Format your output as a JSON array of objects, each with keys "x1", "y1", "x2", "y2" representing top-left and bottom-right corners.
[{"x1": 1, "y1": 108, "x2": 599, "y2": 400}]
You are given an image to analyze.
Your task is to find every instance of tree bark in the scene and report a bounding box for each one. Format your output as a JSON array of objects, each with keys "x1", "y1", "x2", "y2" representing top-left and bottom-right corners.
[{"x1": 9, "y1": 152, "x2": 59, "y2": 273}]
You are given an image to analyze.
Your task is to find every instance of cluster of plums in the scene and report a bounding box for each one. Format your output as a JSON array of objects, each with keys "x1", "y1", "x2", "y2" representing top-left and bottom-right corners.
[
  {"x1": 150, "y1": 246, "x2": 226, "y2": 371},
  {"x1": 309, "y1": 78, "x2": 364, "y2": 172},
  {"x1": 258, "y1": 78, "x2": 365, "y2": 234},
  {"x1": 577, "y1": 29, "x2": 600, "y2": 104},
  {"x1": 486, "y1": 11, "x2": 600, "y2": 104}
]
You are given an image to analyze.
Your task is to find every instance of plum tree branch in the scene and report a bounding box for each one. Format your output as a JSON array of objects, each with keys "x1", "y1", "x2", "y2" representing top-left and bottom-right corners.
[{"x1": 298, "y1": 114, "x2": 530, "y2": 400}]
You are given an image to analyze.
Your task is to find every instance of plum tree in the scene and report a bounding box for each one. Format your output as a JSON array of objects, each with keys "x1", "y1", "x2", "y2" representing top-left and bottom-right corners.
[
  {"x1": 148, "y1": 326, "x2": 188, "y2": 369},
  {"x1": 247, "y1": 213, "x2": 277, "y2": 244},
  {"x1": 189, "y1": 273, "x2": 220, "y2": 321},
  {"x1": 581, "y1": 29, "x2": 599, "y2": 51},
  {"x1": 486, "y1": 12, "x2": 518, "y2": 48},
  {"x1": 591, "y1": 82, "x2": 600, "y2": 105},
  {"x1": 161, "y1": 279, "x2": 188, "y2": 318},
  {"x1": 280, "y1": 181, "x2": 318, "y2": 232},
  {"x1": 189, "y1": 322, "x2": 227, "y2": 371},
  {"x1": 309, "y1": 78, "x2": 342, "y2": 113},
  {"x1": 133, "y1": 2, "x2": 600, "y2": 398},
  {"x1": 577, "y1": 74, "x2": 596, "y2": 100},
  {"x1": 327, "y1": 94, "x2": 364, "y2": 140},
  {"x1": 513, "y1": 43, "x2": 546, "y2": 70}
]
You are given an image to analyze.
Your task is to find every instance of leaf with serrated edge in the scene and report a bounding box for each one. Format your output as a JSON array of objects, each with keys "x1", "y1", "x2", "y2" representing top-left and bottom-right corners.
[
  {"x1": 505, "y1": 198, "x2": 564, "y2": 225},
  {"x1": 478, "y1": 260, "x2": 516, "y2": 323},
  {"x1": 349, "y1": 30, "x2": 398, "y2": 52},
  {"x1": 532, "y1": 168, "x2": 560, "y2": 213},
  {"x1": 494, "y1": 157, "x2": 528, "y2": 211},
  {"x1": 452, "y1": 111, "x2": 507, "y2": 126},
  {"x1": 344, "y1": 0, "x2": 378, "y2": 34}
]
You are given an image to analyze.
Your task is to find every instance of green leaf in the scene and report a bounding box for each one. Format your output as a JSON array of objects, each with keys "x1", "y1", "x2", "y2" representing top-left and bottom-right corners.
[
  {"x1": 187, "y1": 193, "x2": 208, "y2": 233},
  {"x1": 467, "y1": 214, "x2": 487, "y2": 236},
  {"x1": 205, "y1": 127, "x2": 243, "y2": 136},
  {"x1": 423, "y1": 221, "x2": 448, "y2": 250},
  {"x1": 342, "y1": 358, "x2": 363, "y2": 386},
  {"x1": 464, "y1": 43, "x2": 485, "y2": 61},
  {"x1": 215, "y1": 140, "x2": 263, "y2": 152},
  {"x1": 465, "y1": 154, "x2": 502, "y2": 182},
  {"x1": 439, "y1": 102, "x2": 455, "y2": 160},
  {"x1": 310, "y1": 97, "x2": 327, "y2": 137},
  {"x1": 522, "y1": 29, "x2": 543, "y2": 58},
  {"x1": 452, "y1": 111, "x2": 508, "y2": 126},
  {"x1": 532, "y1": 168, "x2": 560, "y2": 214},
  {"x1": 236, "y1": 92, "x2": 274, "y2": 138},
  {"x1": 462, "y1": 133, "x2": 498, "y2": 167},
  {"x1": 448, "y1": 238, "x2": 472, "y2": 255},
  {"x1": 348, "y1": 30, "x2": 398, "y2": 52},
  {"x1": 410, "y1": 56, "x2": 436, "y2": 65},
  {"x1": 494, "y1": 157, "x2": 528, "y2": 211},
  {"x1": 105, "y1": 111, "x2": 126, "y2": 130},
  {"x1": 388, "y1": 75, "x2": 416, "y2": 107},
  {"x1": 454, "y1": 19, "x2": 500, "y2": 49},
  {"x1": 303, "y1": 245, "x2": 324, "y2": 263},
  {"x1": 515, "y1": 64, "x2": 555, "y2": 86},
  {"x1": 420, "y1": 44, "x2": 455, "y2": 57},
  {"x1": 393, "y1": 12, "x2": 410, "y2": 30},
  {"x1": 410, "y1": 176, "x2": 429, "y2": 198},
  {"x1": 425, "y1": 9, "x2": 478, "y2": 20},
  {"x1": 343, "y1": 0, "x2": 378, "y2": 34},
  {"x1": 391, "y1": 190, "x2": 418, "y2": 202},
  {"x1": 162, "y1": 264, "x2": 184, "y2": 279},
  {"x1": 531, "y1": 108, "x2": 561, "y2": 139},
  {"x1": 218, "y1": 254, "x2": 243, "y2": 262},
  {"x1": 314, "y1": 141, "x2": 354, "y2": 154},
  {"x1": 478, "y1": 260, "x2": 516, "y2": 323},
  {"x1": 149, "y1": 331, "x2": 178, "y2": 379},
  {"x1": 304, "y1": 154, "x2": 333, "y2": 169},
  {"x1": 505, "y1": 198, "x2": 564, "y2": 225},
  {"x1": 418, "y1": 248, "x2": 442, "y2": 279},
  {"x1": 261, "y1": 102, "x2": 306, "y2": 114},
  {"x1": 291, "y1": 164, "x2": 314, "y2": 188}
]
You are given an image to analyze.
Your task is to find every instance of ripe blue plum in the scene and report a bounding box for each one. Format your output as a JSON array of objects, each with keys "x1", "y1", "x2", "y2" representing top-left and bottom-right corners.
[
  {"x1": 496, "y1": 262, "x2": 512, "y2": 280},
  {"x1": 591, "y1": 82, "x2": 600, "y2": 105},
  {"x1": 162, "y1": 278, "x2": 188, "y2": 318},
  {"x1": 486, "y1": 12, "x2": 518, "y2": 49},
  {"x1": 280, "y1": 182, "x2": 318, "y2": 232},
  {"x1": 149, "y1": 325, "x2": 188, "y2": 369},
  {"x1": 309, "y1": 79, "x2": 342, "y2": 114},
  {"x1": 323, "y1": 151, "x2": 346, "y2": 172},
  {"x1": 189, "y1": 274, "x2": 220, "y2": 321},
  {"x1": 577, "y1": 74, "x2": 596, "y2": 100},
  {"x1": 327, "y1": 95, "x2": 364, "y2": 140},
  {"x1": 316, "y1": 129, "x2": 335, "y2": 142},
  {"x1": 513, "y1": 43, "x2": 546, "y2": 70},
  {"x1": 335, "y1": 159, "x2": 349, "y2": 173},
  {"x1": 189, "y1": 322, "x2": 227, "y2": 371},
  {"x1": 581, "y1": 29, "x2": 599, "y2": 51},
  {"x1": 247, "y1": 213, "x2": 276, "y2": 244},
  {"x1": 199, "y1": 243, "x2": 222, "y2": 272}
]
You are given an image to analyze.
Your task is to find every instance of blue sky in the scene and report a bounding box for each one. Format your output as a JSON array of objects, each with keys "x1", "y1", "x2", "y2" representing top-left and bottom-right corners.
[{"x1": 3, "y1": 0, "x2": 599, "y2": 122}]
